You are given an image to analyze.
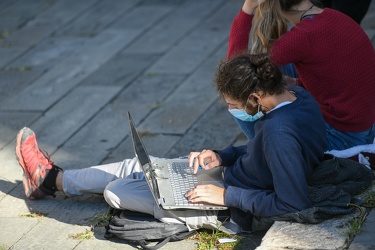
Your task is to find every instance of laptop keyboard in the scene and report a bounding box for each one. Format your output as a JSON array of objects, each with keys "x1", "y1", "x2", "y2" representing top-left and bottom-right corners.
[{"x1": 168, "y1": 162, "x2": 199, "y2": 206}]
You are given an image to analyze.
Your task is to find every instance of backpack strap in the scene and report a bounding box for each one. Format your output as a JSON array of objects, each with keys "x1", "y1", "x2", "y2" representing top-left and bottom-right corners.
[
  {"x1": 138, "y1": 230, "x2": 197, "y2": 250},
  {"x1": 138, "y1": 237, "x2": 171, "y2": 250},
  {"x1": 170, "y1": 230, "x2": 197, "y2": 241},
  {"x1": 104, "y1": 207, "x2": 196, "y2": 249}
]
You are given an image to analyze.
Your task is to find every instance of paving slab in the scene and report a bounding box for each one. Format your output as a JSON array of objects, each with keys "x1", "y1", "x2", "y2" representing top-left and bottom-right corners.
[
  {"x1": 145, "y1": 1, "x2": 234, "y2": 75},
  {"x1": 25, "y1": 86, "x2": 121, "y2": 154},
  {"x1": 80, "y1": 53, "x2": 160, "y2": 87},
  {"x1": 1, "y1": 25, "x2": 55, "y2": 48},
  {"x1": 0, "y1": 0, "x2": 13, "y2": 10},
  {"x1": 0, "y1": 48, "x2": 25, "y2": 69},
  {"x1": 140, "y1": 44, "x2": 227, "y2": 135},
  {"x1": 55, "y1": 0, "x2": 141, "y2": 37},
  {"x1": 0, "y1": 111, "x2": 41, "y2": 150},
  {"x1": 0, "y1": 217, "x2": 39, "y2": 248},
  {"x1": 0, "y1": 70, "x2": 45, "y2": 102},
  {"x1": 0, "y1": 0, "x2": 43, "y2": 31},
  {"x1": 8, "y1": 36, "x2": 86, "y2": 72},
  {"x1": 257, "y1": 214, "x2": 357, "y2": 250},
  {"x1": 11, "y1": 218, "x2": 90, "y2": 250},
  {"x1": 124, "y1": 0, "x2": 226, "y2": 54},
  {"x1": 51, "y1": 73, "x2": 186, "y2": 169},
  {"x1": 109, "y1": 4, "x2": 174, "y2": 39},
  {"x1": 0, "y1": 144, "x2": 23, "y2": 196},
  {"x1": 1, "y1": 1, "x2": 375, "y2": 250},
  {"x1": 2, "y1": 29, "x2": 130, "y2": 111},
  {"x1": 24, "y1": 0, "x2": 97, "y2": 28}
]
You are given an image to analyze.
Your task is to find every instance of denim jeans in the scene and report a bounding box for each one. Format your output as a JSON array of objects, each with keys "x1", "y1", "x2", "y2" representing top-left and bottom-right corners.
[
  {"x1": 325, "y1": 123, "x2": 375, "y2": 151},
  {"x1": 280, "y1": 63, "x2": 299, "y2": 78},
  {"x1": 234, "y1": 63, "x2": 298, "y2": 140},
  {"x1": 234, "y1": 118, "x2": 256, "y2": 140}
]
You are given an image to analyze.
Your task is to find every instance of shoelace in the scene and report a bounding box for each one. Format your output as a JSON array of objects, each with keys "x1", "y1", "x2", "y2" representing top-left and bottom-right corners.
[
  {"x1": 31, "y1": 139, "x2": 53, "y2": 166},
  {"x1": 39, "y1": 147, "x2": 54, "y2": 166}
]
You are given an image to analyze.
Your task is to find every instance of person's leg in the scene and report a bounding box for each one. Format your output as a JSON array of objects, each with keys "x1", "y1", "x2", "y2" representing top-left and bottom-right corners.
[
  {"x1": 16, "y1": 127, "x2": 224, "y2": 231},
  {"x1": 234, "y1": 118, "x2": 256, "y2": 140},
  {"x1": 103, "y1": 158, "x2": 222, "y2": 231},
  {"x1": 60, "y1": 157, "x2": 141, "y2": 197},
  {"x1": 325, "y1": 123, "x2": 375, "y2": 150},
  {"x1": 15, "y1": 127, "x2": 142, "y2": 199},
  {"x1": 280, "y1": 64, "x2": 298, "y2": 78}
]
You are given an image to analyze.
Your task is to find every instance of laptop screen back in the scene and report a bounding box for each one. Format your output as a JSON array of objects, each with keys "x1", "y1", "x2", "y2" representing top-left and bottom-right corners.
[{"x1": 128, "y1": 112, "x2": 161, "y2": 205}]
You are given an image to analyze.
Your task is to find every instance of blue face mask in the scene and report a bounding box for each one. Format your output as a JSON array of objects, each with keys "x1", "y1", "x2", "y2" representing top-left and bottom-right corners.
[{"x1": 228, "y1": 106, "x2": 264, "y2": 122}]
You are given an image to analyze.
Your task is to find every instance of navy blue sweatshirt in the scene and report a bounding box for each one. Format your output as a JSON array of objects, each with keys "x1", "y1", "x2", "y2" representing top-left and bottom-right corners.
[{"x1": 219, "y1": 86, "x2": 327, "y2": 218}]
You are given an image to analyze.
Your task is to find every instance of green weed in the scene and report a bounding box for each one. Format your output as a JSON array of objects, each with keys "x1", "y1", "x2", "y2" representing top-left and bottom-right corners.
[
  {"x1": 86, "y1": 210, "x2": 111, "y2": 226},
  {"x1": 0, "y1": 30, "x2": 11, "y2": 39},
  {"x1": 138, "y1": 130, "x2": 154, "y2": 137},
  {"x1": 69, "y1": 229, "x2": 93, "y2": 240},
  {"x1": 150, "y1": 102, "x2": 163, "y2": 111},
  {"x1": 20, "y1": 212, "x2": 46, "y2": 221},
  {"x1": 4, "y1": 66, "x2": 33, "y2": 71},
  {"x1": 340, "y1": 187, "x2": 375, "y2": 242},
  {"x1": 363, "y1": 189, "x2": 375, "y2": 207},
  {"x1": 192, "y1": 229, "x2": 239, "y2": 250}
]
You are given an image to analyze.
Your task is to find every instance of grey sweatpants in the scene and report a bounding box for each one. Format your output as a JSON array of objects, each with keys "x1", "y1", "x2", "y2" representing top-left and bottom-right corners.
[{"x1": 61, "y1": 156, "x2": 221, "y2": 231}]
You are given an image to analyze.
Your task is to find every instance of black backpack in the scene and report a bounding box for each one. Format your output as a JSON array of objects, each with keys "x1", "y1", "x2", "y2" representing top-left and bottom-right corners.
[{"x1": 104, "y1": 208, "x2": 196, "y2": 250}]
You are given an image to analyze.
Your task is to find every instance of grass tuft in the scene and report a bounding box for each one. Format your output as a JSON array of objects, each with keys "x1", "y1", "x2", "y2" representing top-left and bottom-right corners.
[
  {"x1": 340, "y1": 188, "x2": 375, "y2": 242},
  {"x1": 86, "y1": 210, "x2": 111, "y2": 226},
  {"x1": 192, "y1": 229, "x2": 242, "y2": 250},
  {"x1": 69, "y1": 229, "x2": 94, "y2": 240},
  {"x1": 20, "y1": 212, "x2": 46, "y2": 221},
  {"x1": 4, "y1": 66, "x2": 33, "y2": 71},
  {"x1": 150, "y1": 102, "x2": 163, "y2": 111},
  {"x1": 0, "y1": 30, "x2": 11, "y2": 39}
]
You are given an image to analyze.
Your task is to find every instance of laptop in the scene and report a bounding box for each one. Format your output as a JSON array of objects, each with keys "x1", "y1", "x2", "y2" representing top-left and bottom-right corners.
[{"x1": 128, "y1": 112, "x2": 227, "y2": 210}]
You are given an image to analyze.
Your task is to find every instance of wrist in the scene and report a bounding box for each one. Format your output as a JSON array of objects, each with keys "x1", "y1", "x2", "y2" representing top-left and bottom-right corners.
[{"x1": 242, "y1": 3, "x2": 257, "y2": 14}]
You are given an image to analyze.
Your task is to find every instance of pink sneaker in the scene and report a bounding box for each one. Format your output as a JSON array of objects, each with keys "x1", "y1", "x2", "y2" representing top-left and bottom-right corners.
[{"x1": 16, "y1": 127, "x2": 54, "y2": 199}]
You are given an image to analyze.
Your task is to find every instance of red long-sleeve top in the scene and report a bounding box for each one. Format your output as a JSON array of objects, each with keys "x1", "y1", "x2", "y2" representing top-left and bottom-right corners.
[{"x1": 227, "y1": 8, "x2": 375, "y2": 132}]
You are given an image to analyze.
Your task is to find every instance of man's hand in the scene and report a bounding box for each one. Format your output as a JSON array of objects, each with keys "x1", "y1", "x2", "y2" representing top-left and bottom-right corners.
[
  {"x1": 242, "y1": 0, "x2": 266, "y2": 14},
  {"x1": 185, "y1": 184, "x2": 225, "y2": 206},
  {"x1": 188, "y1": 149, "x2": 222, "y2": 174}
]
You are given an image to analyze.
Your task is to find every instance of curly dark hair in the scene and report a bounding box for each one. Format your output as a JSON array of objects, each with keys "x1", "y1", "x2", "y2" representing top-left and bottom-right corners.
[{"x1": 214, "y1": 52, "x2": 286, "y2": 104}]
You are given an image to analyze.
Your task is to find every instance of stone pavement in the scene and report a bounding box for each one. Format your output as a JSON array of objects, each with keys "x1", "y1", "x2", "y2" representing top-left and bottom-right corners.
[{"x1": 0, "y1": 0, "x2": 374, "y2": 250}]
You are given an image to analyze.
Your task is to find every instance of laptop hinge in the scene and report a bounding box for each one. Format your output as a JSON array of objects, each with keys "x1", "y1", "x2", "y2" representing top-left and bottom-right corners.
[{"x1": 157, "y1": 198, "x2": 165, "y2": 205}]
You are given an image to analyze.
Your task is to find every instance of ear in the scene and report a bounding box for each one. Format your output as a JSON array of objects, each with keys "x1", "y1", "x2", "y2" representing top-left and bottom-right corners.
[{"x1": 249, "y1": 93, "x2": 261, "y2": 104}]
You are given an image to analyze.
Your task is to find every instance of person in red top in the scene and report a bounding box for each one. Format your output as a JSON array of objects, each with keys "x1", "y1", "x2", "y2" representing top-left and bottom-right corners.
[{"x1": 227, "y1": 0, "x2": 375, "y2": 151}]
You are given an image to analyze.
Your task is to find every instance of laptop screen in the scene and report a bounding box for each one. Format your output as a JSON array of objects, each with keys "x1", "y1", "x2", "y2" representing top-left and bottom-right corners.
[{"x1": 128, "y1": 112, "x2": 161, "y2": 204}]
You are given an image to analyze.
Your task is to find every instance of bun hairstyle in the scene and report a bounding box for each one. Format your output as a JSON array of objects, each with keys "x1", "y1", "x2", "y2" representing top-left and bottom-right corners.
[{"x1": 215, "y1": 52, "x2": 286, "y2": 104}]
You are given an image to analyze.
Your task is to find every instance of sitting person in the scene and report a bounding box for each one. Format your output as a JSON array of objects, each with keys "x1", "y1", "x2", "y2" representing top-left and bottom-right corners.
[
  {"x1": 16, "y1": 53, "x2": 373, "y2": 234},
  {"x1": 227, "y1": 0, "x2": 375, "y2": 151}
]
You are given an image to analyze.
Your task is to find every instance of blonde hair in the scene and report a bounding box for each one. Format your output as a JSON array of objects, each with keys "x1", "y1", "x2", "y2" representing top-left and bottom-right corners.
[{"x1": 250, "y1": 0, "x2": 288, "y2": 54}]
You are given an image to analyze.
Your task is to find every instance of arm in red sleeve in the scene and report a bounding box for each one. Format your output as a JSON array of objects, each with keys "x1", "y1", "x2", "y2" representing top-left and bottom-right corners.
[{"x1": 227, "y1": 9, "x2": 254, "y2": 60}]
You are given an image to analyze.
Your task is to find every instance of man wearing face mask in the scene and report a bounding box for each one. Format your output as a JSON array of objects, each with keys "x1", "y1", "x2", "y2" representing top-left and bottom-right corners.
[
  {"x1": 187, "y1": 52, "x2": 331, "y2": 232},
  {"x1": 18, "y1": 53, "x2": 372, "y2": 236}
]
